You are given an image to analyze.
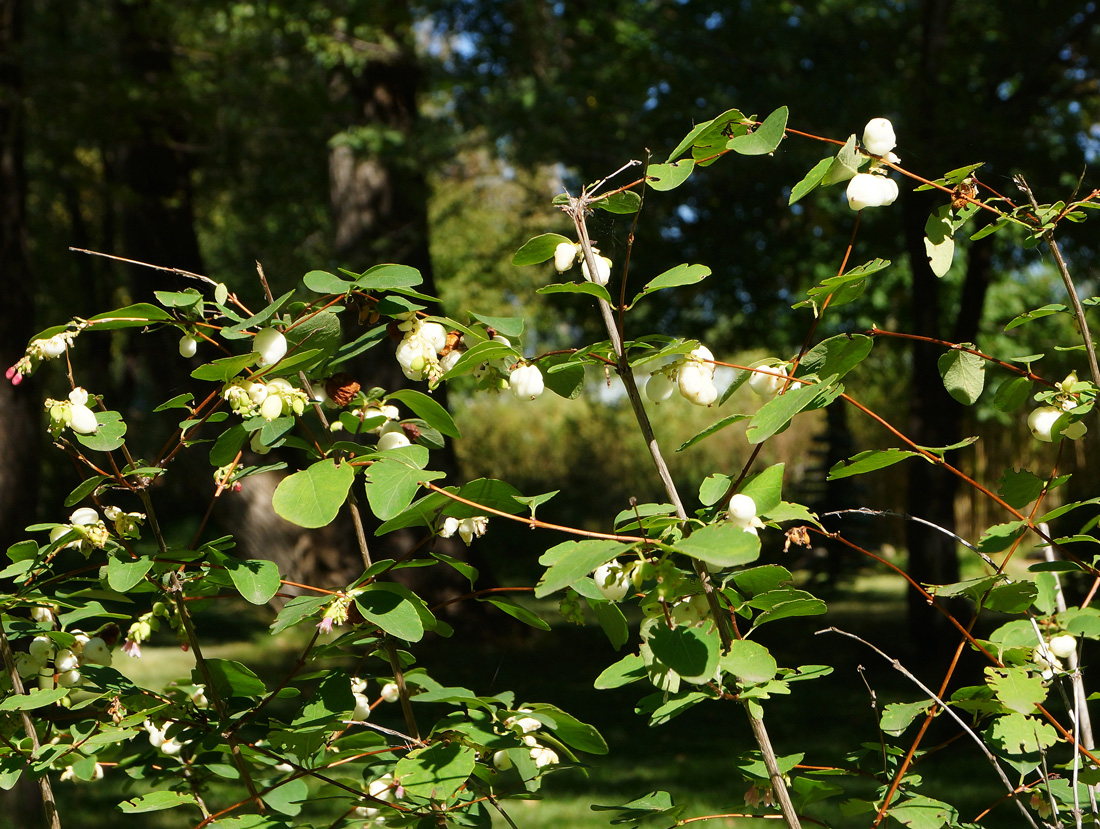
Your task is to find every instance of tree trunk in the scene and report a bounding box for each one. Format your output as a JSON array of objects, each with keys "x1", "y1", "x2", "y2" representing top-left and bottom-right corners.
[
  {"x1": 902, "y1": 0, "x2": 995, "y2": 653},
  {"x1": 0, "y1": 0, "x2": 39, "y2": 555}
]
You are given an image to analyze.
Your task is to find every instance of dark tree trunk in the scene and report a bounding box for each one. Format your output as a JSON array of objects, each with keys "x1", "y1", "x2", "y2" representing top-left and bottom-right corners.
[
  {"x1": 0, "y1": 0, "x2": 39, "y2": 554},
  {"x1": 902, "y1": 0, "x2": 995, "y2": 652},
  {"x1": 0, "y1": 5, "x2": 47, "y2": 823},
  {"x1": 112, "y1": 0, "x2": 204, "y2": 291}
]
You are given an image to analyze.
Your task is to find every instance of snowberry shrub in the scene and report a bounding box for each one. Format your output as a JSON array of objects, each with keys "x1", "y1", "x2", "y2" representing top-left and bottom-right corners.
[{"x1": 3, "y1": 110, "x2": 1100, "y2": 829}]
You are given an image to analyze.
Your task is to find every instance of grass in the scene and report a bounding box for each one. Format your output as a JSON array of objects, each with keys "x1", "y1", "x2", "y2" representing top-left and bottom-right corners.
[{"x1": 37, "y1": 567, "x2": 1041, "y2": 828}]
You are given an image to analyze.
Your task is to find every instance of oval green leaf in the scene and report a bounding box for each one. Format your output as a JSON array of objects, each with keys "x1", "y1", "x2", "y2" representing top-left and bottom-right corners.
[{"x1": 272, "y1": 459, "x2": 355, "y2": 529}]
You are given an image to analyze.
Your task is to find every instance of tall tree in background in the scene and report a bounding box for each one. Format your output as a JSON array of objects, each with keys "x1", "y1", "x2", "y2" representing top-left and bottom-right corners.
[{"x1": 0, "y1": 0, "x2": 39, "y2": 556}]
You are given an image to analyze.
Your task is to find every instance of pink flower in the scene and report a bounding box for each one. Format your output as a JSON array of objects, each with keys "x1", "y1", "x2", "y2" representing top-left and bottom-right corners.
[
  {"x1": 121, "y1": 639, "x2": 142, "y2": 658},
  {"x1": 317, "y1": 616, "x2": 334, "y2": 634}
]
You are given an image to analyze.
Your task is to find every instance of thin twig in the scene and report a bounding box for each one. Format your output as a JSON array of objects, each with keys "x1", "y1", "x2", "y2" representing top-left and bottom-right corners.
[
  {"x1": 1014, "y1": 175, "x2": 1100, "y2": 387},
  {"x1": 818, "y1": 627, "x2": 1040, "y2": 829},
  {"x1": 564, "y1": 187, "x2": 801, "y2": 829}
]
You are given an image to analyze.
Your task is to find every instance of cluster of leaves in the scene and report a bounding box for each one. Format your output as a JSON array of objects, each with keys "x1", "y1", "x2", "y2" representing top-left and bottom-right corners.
[{"x1": 3, "y1": 103, "x2": 1100, "y2": 829}]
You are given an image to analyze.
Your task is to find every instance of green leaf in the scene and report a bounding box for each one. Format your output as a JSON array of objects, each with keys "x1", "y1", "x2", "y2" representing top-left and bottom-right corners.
[
  {"x1": 353, "y1": 263, "x2": 423, "y2": 291},
  {"x1": 740, "y1": 463, "x2": 785, "y2": 516},
  {"x1": 445, "y1": 478, "x2": 527, "y2": 518},
  {"x1": 924, "y1": 206, "x2": 957, "y2": 277},
  {"x1": 746, "y1": 376, "x2": 837, "y2": 444},
  {"x1": 537, "y1": 281, "x2": 613, "y2": 304},
  {"x1": 535, "y1": 540, "x2": 635, "y2": 598},
  {"x1": 466, "y1": 312, "x2": 524, "y2": 339},
  {"x1": 592, "y1": 791, "x2": 686, "y2": 829},
  {"x1": 730, "y1": 565, "x2": 794, "y2": 597},
  {"x1": 720, "y1": 640, "x2": 777, "y2": 684},
  {"x1": 481, "y1": 597, "x2": 550, "y2": 632},
  {"x1": 727, "y1": 106, "x2": 788, "y2": 155},
  {"x1": 667, "y1": 109, "x2": 743, "y2": 162},
  {"x1": 593, "y1": 190, "x2": 642, "y2": 214},
  {"x1": 285, "y1": 309, "x2": 342, "y2": 363},
  {"x1": 887, "y1": 795, "x2": 958, "y2": 829},
  {"x1": 443, "y1": 340, "x2": 518, "y2": 378},
  {"x1": 511, "y1": 233, "x2": 572, "y2": 267},
  {"x1": 226, "y1": 558, "x2": 282, "y2": 605},
  {"x1": 674, "y1": 522, "x2": 760, "y2": 568},
  {"x1": 261, "y1": 777, "x2": 309, "y2": 816},
  {"x1": 594, "y1": 653, "x2": 647, "y2": 689},
  {"x1": 678, "y1": 414, "x2": 749, "y2": 452},
  {"x1": 221, "y1": 291, "x2": 294, "y2": 338},
  {"x1": 119, "y1": 791, "x2": 199, "y2": 814},
  {"x1": 646, "y1": 159, "x2": 695, "y2": 191},
  {"x1": 821, "y1": 134, "x2": 861, "y2": 185},
  {"x1": 365, "y1": 454, "x2": 443, "y2": 524},
  {"x1": 647, "y1": 625, "x2": 719, "y2": 684},
  {"x1": 997, "y1": 469, "x2": 1046, "y2": 509},
  {"x1": 937, "y1": 347, "x2": 985, "y2": 405},
  {"x1": 199, "y1": 659, "x2": 267, "y2": 699},
  {"x1": 525, "y1": 703, "x2": 608, "y2": 753},
  {"x1": 631, "y1": 263, "x2": 711, "y2": 305},
  {"x1": 752, "y1": 596, "x2": 827, "y2": 628},
  {"x1": 988, "y1": 712, "x2": 1058, "y2": 754},
  {"x1": 975, "y1": 521, "x2": 1027, "y2": 553},
  {"x1": 74, "y1": 411, "x2": 127, "y2": 452},
  {"x1": 65, "y1": 475, "x2": 107, "y2": 507},
  {"x1": 985, "y1": 582, "x2": 1038, "y2": 613},
  {"x1": 191, "y1": 353, "x2": 255, "y2": 382},
  {"x1": 87, "y1": 303, "x2": 173, "y2": 330},
  {"x1": 106, "y1": 551, "x2": 154, "y2": 592},
  {"x1": 591, "y1": 599, "x2": 629, "y2": 649},
  {"x1": 395, "y1": 742, "x2": 477, "y2": 801},
  {"x1": 985, "y1": 667, "x2": 1045, "y2": 714},
  {"x1": 881, "y1": 701, "x2": 934, "y2": 736},
  {"x1": 789, "y1": 156, "x2": 832, "y2": 205},
  {"x1": 0, "y1": 688, "x2": 70, "y2": 711},
  {"x1": 153, "y1": 392, "x2": 194, "y2": 412},
  {"x1": 993, "y1": 376, "x2": 1032, "y2": 412},
  {"x1": 302, "y1": 270, "x2": 353, "y2": 294},
  {"x1": 354, "y1": 583, "x2": 429, "y2": 642},
  {"x1": 541, "y1": 355, "x2": 586, "y2": 399},
  {"x1": 1005, "y1": 303, "x2": 1066, "y2": 331},
  {"x1": 272, "y1": 459, "x2": 355, "y2": 529},
  {"x1": 698, "y1": 474, "x2": 732, "y2": 507},
  {"x1": 386, "y1": 389, "x2": 460, "y2": 438},
  {"x1": 798, "y1": 334, "x2": 873, "y2": 380}
]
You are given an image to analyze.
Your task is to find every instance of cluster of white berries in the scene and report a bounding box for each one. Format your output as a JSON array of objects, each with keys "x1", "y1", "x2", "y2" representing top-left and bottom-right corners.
[
  {"x1": 354, "y1": 773, "x2": 400, "y2": 824},
  {"x1": 395, "y1": 314, "x2": 450, "y2": 385},
  {"x1": 1034, "y1": 633, "x2": 1077, "y2": 679},
  {"x1": 646, "y1": 345, "x2": 719, "y2": 407},
  {"x1": 16, "y1": 627, "x2": 113, "y2": 692},
  {"x1": 6, "y1": 325, "x2": 84, "y2": 386},
  {"x1": 223, "y1": 376, "x2": 309, "y2": 422},
  {"x1": 554, "y1": 241, "x2": 613, "y2": 286},
  {"x1": 44, "y1": 387, "x2": 99, "y2": 436},
  {"x1": 846, "y1": 118, "x2": 900, "y2": 211},
  {"x1": 145, "y1": 719, "x2": 187, "y2": 756},
  {"x1": 350, "y1": 677, "x2": 402, "y2": 722},
  {"x1": 494, "y1": 709, "x2": 560, "y2": 770},
  {"x1": 747, "y1": 362, "x2": 789, "y2": 398},
  {"x1": 439, "y1": 515, "x2": 489, "y2": 545},
  {"x1": 1028, "y1": 372, "x2": 1088, "y2": 442},
  {"x1": 49, "y1": 507, "x2": 111, "y2": 553}
]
